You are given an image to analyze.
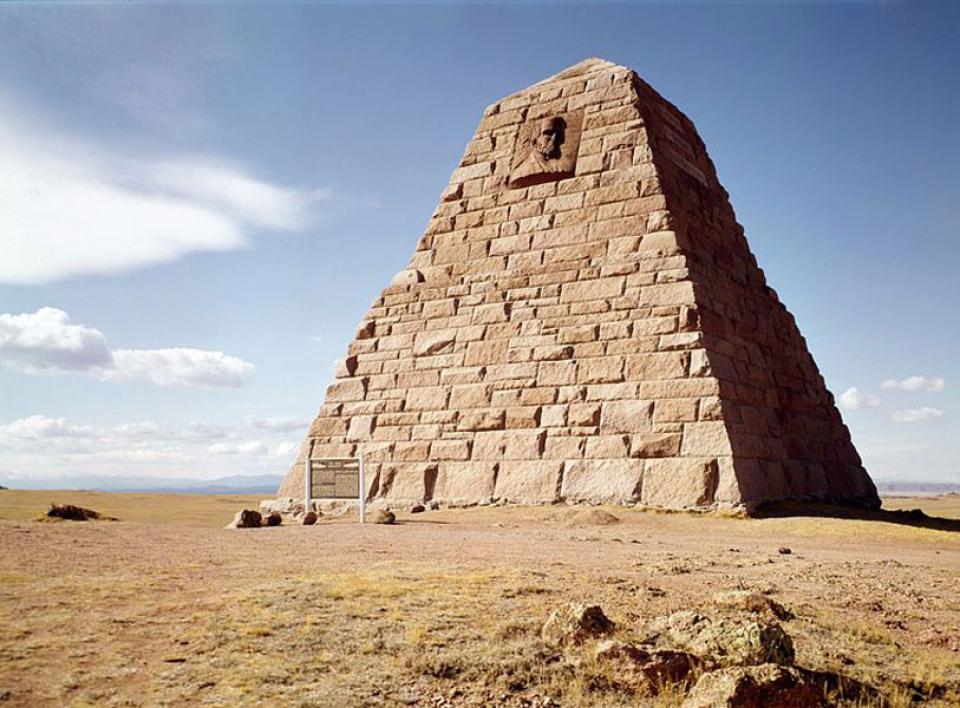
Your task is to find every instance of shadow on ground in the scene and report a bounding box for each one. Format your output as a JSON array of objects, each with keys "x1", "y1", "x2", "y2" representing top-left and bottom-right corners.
[{"x1": 754, "y1": 501, "x2": 960, "y2": 533}]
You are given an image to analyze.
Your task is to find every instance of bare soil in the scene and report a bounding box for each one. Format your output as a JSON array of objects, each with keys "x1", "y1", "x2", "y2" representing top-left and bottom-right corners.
[{"x1": 0, "y1": 491, "x2": 958, "y2": 706}]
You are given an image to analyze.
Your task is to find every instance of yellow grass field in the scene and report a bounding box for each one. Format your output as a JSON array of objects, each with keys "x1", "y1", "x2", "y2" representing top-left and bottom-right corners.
[{"x1": 0, "y1": 490, "x2": 265, "y2": 526}]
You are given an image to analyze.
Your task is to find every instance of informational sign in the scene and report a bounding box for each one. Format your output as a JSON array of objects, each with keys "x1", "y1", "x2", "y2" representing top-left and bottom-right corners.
[{"x1": 304, "y1": 445, "x2": 365, "y2": 523}]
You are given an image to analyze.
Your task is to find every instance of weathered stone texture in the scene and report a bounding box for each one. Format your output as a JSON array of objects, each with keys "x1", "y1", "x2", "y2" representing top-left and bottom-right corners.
[{"x1": 278, "y1": 58, "x2": 879, "y2": 512}]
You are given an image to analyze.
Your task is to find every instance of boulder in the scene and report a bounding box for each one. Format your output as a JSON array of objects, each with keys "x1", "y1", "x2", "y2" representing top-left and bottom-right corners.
[
  {"x1": 265, "y1": 512, "x2": 282, "y2": 527},
  {"x1": 542, "y1": 603, "x2": 615, "y2": 647},
  {"x1": 410, "y1": 504, "x2": 426, "y2": 514},
  {"x1": 301, "y1": 511, "x2": 318, "y2": 526},
  {"x1": 368, "y1": 509, "x2": 396, "y2": 525},
  {"x1": 682, "y1": 664, "x2": 823, "y2": 707},
  {"x1": 47, "y1": 504, "x2": 103, "y2": 521},
  {"x1": 594, "y1": 640, "x2": 699, "y2": 695},
  {"x1": 226, "y1": 509, "x2": 262, "y2": 529},
  {"x1": 645, "y1": 611, "x2": 794, "y2": 668},
  {"x1": 711, "y1": 590, "x2": 793, "y2": 621},
  {"x1": 259, "y1": 497, "x2": 299, "y2": 515}
]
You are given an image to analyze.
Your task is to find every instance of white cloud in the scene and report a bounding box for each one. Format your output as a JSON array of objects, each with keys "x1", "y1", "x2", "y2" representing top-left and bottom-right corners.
[
  {"x1": 892, "y1": 407, "x2": 944, "y2": 424},
  {"x1": 0, "y1": 307, "x2": 253, "y2": 388},
  {"x1": 881, "y1": 376, "x2": 945, "y2": 393},
  {"x1": 104, "y1": 348, "x2": 253, "y2": 388},
  {"x1": 207, "y1": 440, "x2": 269, "y2": 456},
  {"x1": 0, "y1": 307, "x2": 112, "y2": 374},
  {"x1": 274, "y1": 441, "x2": 297, "y2": 458},
  {"x1": 0, "y1": 414, "x2": 93, "y2": 439},
  {"x1": 839, "y1": 387, "x2": 880, "y2": 411},
  {"x1": 250, "y1": 416, "x2": 310, "y2": 432},
  {"x1": 0, "y1": 101, "x2": 325, "y2": 285}
]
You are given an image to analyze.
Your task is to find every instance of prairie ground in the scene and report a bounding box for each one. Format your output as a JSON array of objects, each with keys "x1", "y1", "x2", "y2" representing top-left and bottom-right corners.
[{"x1": 0, "y1": 491, "x2": 958, "y2": 706}]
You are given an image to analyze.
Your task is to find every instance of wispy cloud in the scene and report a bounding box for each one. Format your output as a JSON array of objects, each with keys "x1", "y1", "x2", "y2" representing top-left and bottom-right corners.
[
  {"x1": 0, "y1": 99, "x2": 327, "y2": 285},
  {"x1": 207, "y1": 440, "x2": 269, "y2": 456},
  {"x1": 0, "y1": 307, "x2": 254, "y2": 388},
  {"x1": 881, "y1": 376, "x2": 945, "y2": 393},
  {"x1": 839, "y1": 387, "x2": 880, "y2": 411},
  {"x1": 891, "y1": 407, "x2": 944, "y2": 424}
]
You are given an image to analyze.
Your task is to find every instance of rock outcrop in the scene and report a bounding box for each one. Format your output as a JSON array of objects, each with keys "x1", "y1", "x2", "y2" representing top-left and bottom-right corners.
[
  {"x1": 682, "y1": 664, "x2": 823, "y2": 708},
  {"x1": 645, "y1": 611, "x2": 794, "y2": 668},
  {"x1": 541, "y1": 602, "x2": 615, "y2": 646}
]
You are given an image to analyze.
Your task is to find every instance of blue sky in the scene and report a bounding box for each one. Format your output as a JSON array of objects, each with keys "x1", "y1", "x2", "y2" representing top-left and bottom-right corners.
[{"x1": 0, "y1": 2, "x2": 957, "y2": 486}]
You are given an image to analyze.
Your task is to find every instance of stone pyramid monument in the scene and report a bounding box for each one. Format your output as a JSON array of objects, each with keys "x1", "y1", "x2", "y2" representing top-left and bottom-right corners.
[{"x1": 278, "y1": 58, "x2": 879, "y2": 512}]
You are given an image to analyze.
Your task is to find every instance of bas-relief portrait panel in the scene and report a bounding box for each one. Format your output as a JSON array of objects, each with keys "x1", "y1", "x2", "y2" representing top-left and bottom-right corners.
[{"x1": 508, "y1": 110, "x2": 584, "y2": 189}]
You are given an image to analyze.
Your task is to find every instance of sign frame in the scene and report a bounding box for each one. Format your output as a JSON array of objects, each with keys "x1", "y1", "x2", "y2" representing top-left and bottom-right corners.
[{"x1": 304, "y1": 444, "x2": 365, "y2": 524}]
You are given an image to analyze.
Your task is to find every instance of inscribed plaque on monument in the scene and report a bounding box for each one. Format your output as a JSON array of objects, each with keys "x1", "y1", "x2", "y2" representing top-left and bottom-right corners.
[{"x1": 508, "y1": 110, "x2": 583, "y2": 188}]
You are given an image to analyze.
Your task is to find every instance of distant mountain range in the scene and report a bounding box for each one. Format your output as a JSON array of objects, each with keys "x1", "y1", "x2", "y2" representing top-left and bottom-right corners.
[
  {"x1": 875, "y1": 481, "x2": 960, "y2": 496},
  {"x1": 0, "y1": 474, "x2": 284, "y2": 495}
]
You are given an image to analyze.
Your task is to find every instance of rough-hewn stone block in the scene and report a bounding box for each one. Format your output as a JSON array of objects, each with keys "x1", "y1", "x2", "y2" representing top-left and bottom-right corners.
[
  {"x1": 629, "y1": 432, "x2": 682, "y2": 458},
  {"x1": 577, "y1": 356, "x2": 624, "y2": 384},
  {"x1": 449, "y1": 383, "x2": 492, "y2": 409},
  {"x1": 681, "y1": 421, "x2": 734, "y2": 457},
  {"x1": 381, "y1": 463, "x2": 438, "y2": 504},
  {"x1": 561, "y1": 459, "x2": 643, "y2": 503},
  {"x1": 600, "y1": 400, "x2": 653, "y2": 433},
  {"x1": 641, "y1": 458, "x2": 718, "y2": 508},
  {"x1": 404, "y1": 386, "x2": 450, "y2": 411},
  {"x1": 625, "y1": 352, "x2": 688, "y2": 380},
  {"x1": 585, "y1": 434, "x2": 630, "y2": 458},
  {"x1": 495, "y1": 461, "x2": 563, "y2": 503},
  {"x1": 434, "y1": 462, "x2": 497, "y2": 506},
  {"x1": 431, "y1": 439, "x2": 471, "y2": 461}
]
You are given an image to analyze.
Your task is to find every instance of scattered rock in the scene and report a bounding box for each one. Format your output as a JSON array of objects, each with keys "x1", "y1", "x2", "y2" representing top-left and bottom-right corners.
[
  {"x1": 301, "y1": 511, "x2": 318, "y2": 526},
  {"x1": 712, "y1": 590, "x2": 794, "y2": 621},
  {"x1": 410, "y1": 504, "x2": 426, "y2": 514},
  {"x1": 368, "y1": 509, "x2": 396, "y2": 525},
  {"x1": 264, "y1": 512, "x2": 282, "y2": 527},
  {"x1": 542, "y1": 602, "x2": 615, "y2": 646},
  {"x1": 682, "y1": 664, "x2": 822, "y2": 707},
  {"x1": 646, "y1": 611, "x2": 794, "y2": 668},
  {"x1": 561, "y1": 508, "x2": 620, "y2": 526},
  {"x1": 46, "y1": 504, "x2": 110, "y2": 521},
  {"x1": 595, "y1": 640, "x2": 699, "y2": 694},
  {"x1": 226, "y1": 509, "x2": 262, "y2": 529},
  {"x1": 777, "y1": 547, "x2": 792, "y2": 555}
]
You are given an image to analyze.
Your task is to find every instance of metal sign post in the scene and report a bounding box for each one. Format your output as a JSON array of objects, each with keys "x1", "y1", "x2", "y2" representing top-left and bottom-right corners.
[
  {"x1": 358, "y1": 452, "x2": 365, "y2": 524},
  {"x1": 304, "y1": 441, "x2": 314, "y2": 514}
]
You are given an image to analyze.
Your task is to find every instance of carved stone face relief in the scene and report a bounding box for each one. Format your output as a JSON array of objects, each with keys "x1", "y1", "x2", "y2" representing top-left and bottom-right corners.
[{"x1": 508, "y1": 110, "x2": 583, "y2": 188}]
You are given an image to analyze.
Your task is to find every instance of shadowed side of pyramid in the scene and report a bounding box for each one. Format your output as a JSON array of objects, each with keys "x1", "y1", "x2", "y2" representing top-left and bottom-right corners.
[{"x1": 278, "y1": 58, "x2": 879, "y2": 513}]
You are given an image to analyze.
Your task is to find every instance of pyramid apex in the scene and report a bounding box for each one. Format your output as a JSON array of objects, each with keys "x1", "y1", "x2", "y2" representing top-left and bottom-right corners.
[
  {"x1": 496, "y1": 57, "x2": 632, "y2": 105},
  {"x1": 548, "y1": 57, "x2": 626, "y2": 79}
]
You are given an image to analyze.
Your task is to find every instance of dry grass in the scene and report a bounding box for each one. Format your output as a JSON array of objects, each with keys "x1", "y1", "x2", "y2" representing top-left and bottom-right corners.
[
  {"x1": 0, "y1": 491, "x2": 957, "y2": 705},
  {"x1": 0, "y1": 489, "x2": 264, "y2": 526}
]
